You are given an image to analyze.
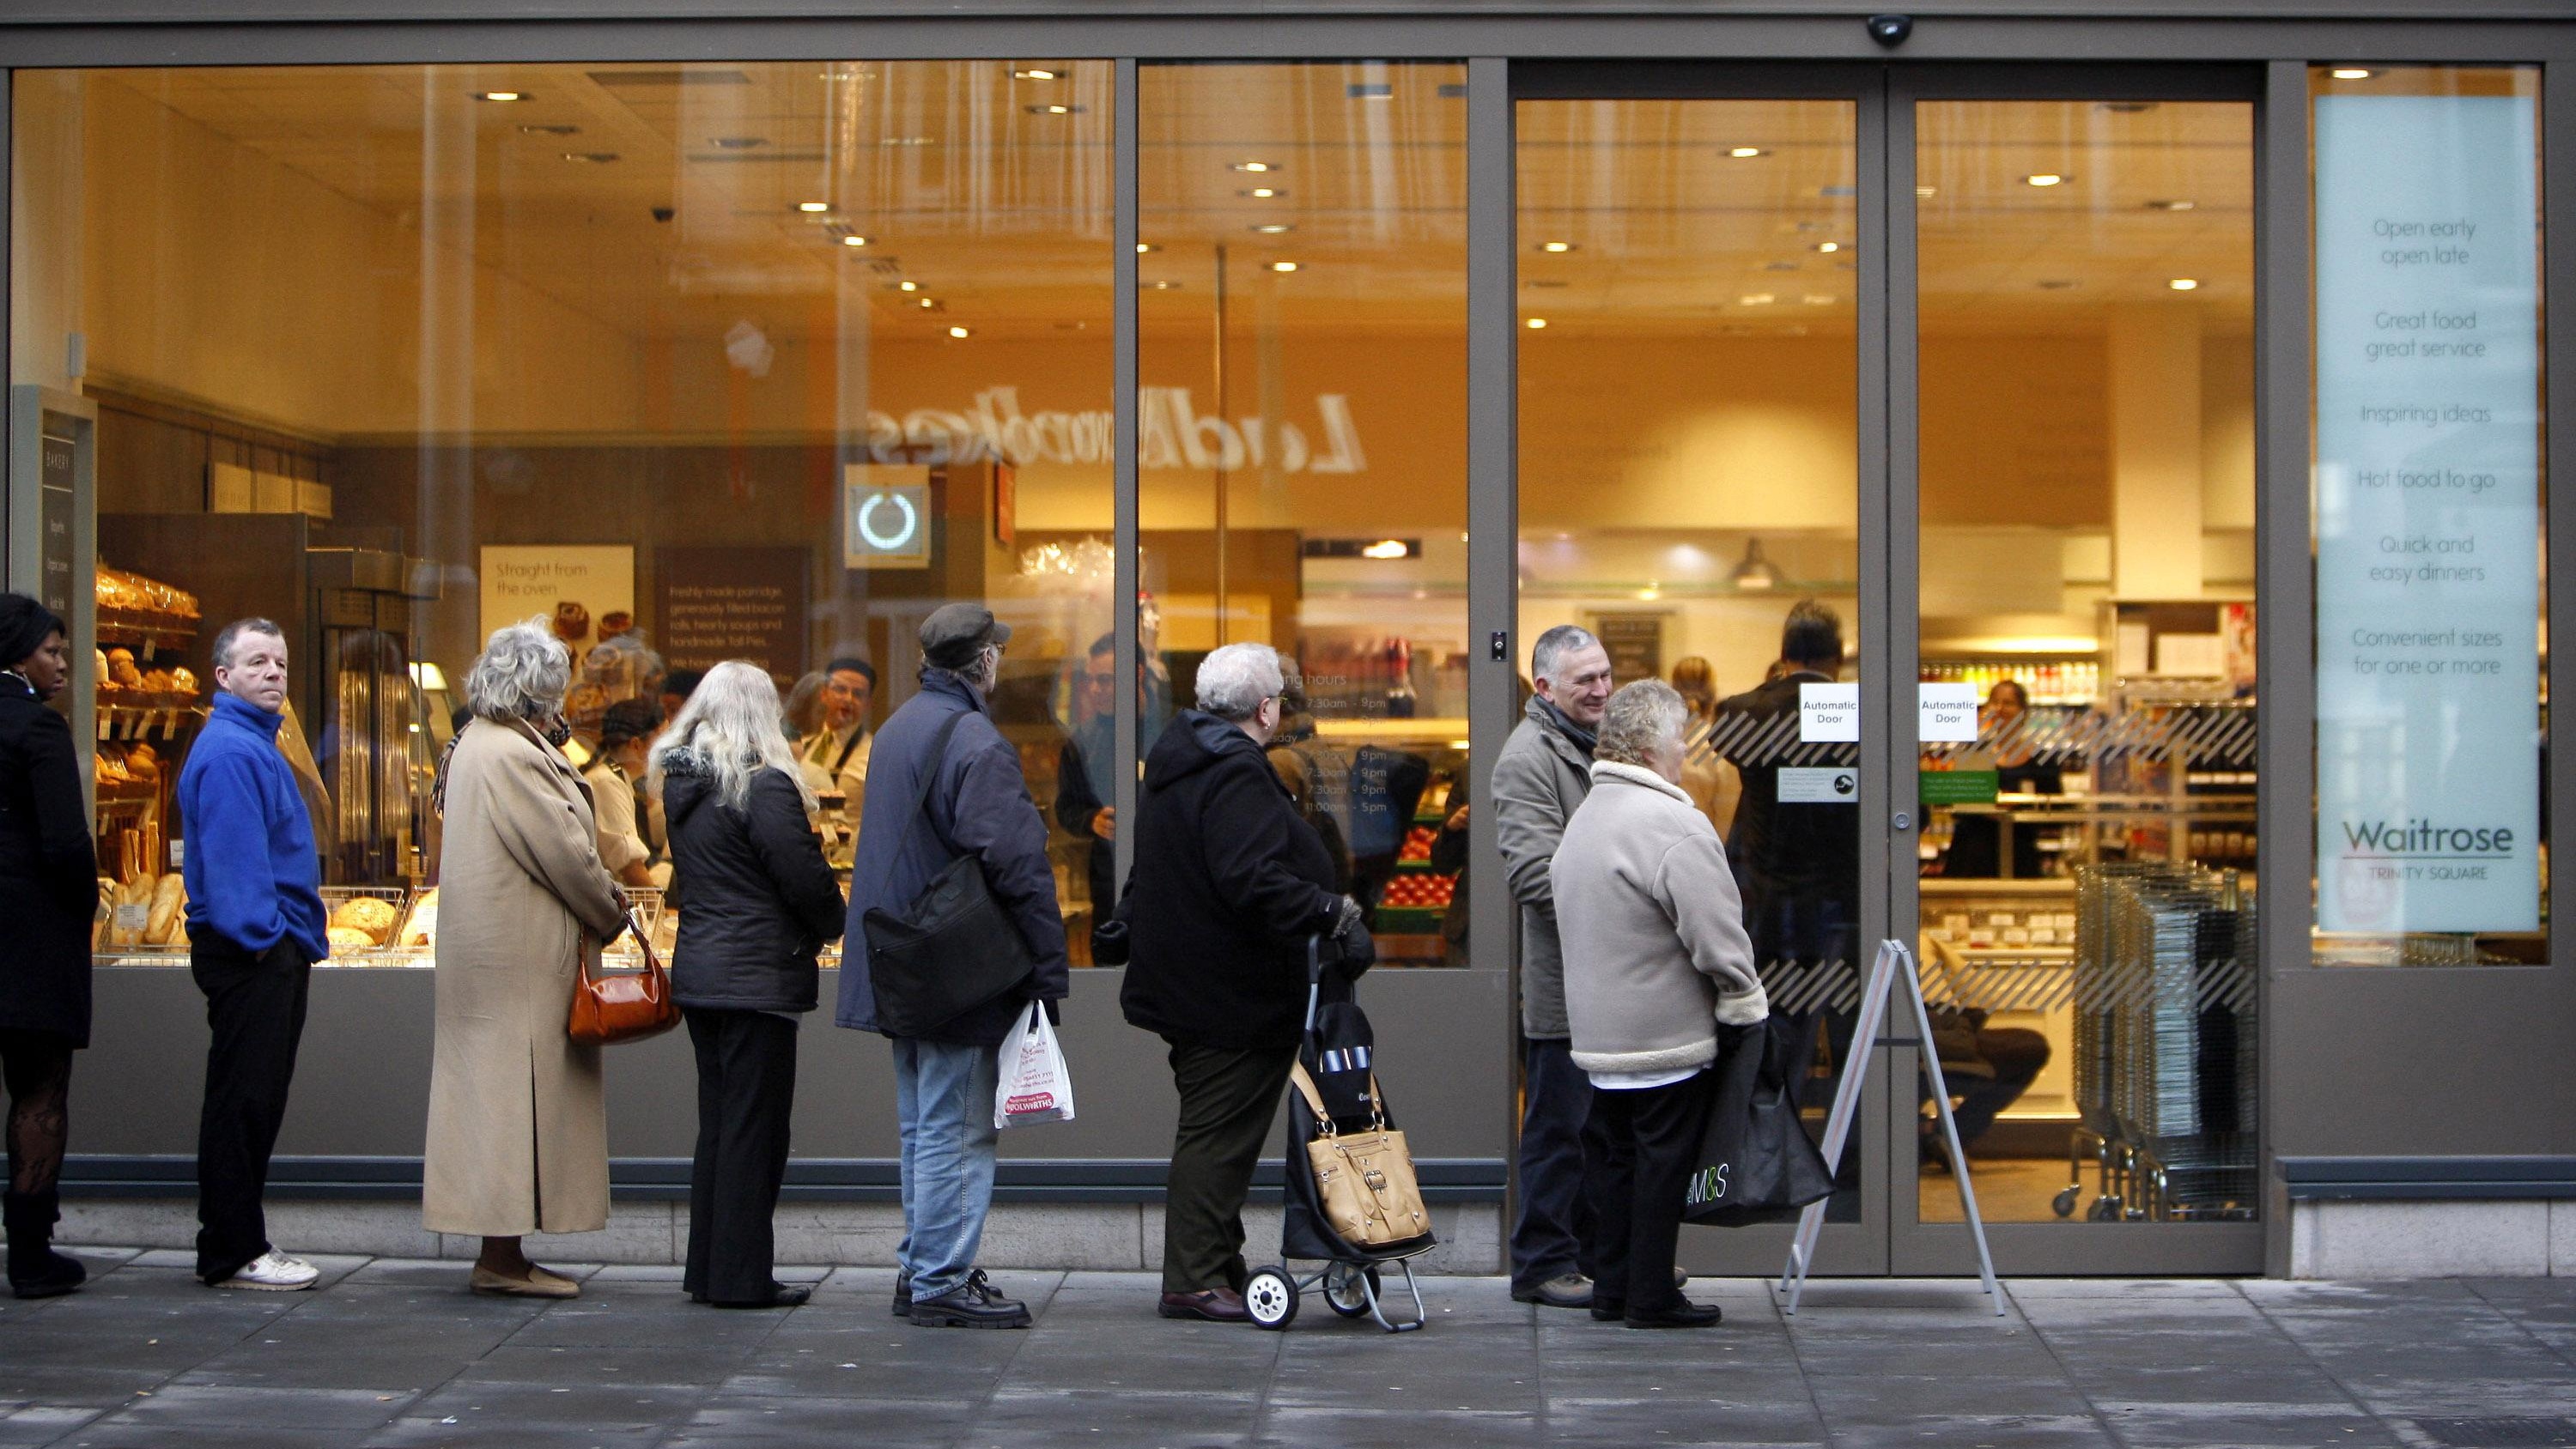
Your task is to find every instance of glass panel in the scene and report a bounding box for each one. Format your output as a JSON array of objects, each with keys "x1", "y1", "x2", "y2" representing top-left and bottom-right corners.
[
  {"x1": 12, "y1": 61, "x2": 1115, "y2": 964},
  {"x1": 1138, "y1": 63, "x2": 1471, "y2": 966},
  {"x1": 1914, "y1": 98, "x2": 2259, "y2": 1224},
  {"x1": 1517, "y1": 97, "x2": 1866, "y2": 1215},
  {"x1": 2310, "y1": 65, "x2": 2547, "y2": 969}
]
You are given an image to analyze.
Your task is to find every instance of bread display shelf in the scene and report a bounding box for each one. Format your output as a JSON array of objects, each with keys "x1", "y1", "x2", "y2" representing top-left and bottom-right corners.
[{"x1": 93, "y1": 615, "x2": 200, "y2": 652}]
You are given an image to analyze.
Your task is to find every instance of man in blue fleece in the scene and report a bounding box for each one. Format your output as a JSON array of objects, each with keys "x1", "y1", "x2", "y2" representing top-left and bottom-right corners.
[{"x1": 175, "y1": 618, "x2": 328, "y2": 1291}]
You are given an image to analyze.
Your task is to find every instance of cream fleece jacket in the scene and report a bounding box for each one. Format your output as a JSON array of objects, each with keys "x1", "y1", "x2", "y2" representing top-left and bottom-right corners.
[{"x1": 1550, "y1": 760, "x2": 1769, "y2": 1076}]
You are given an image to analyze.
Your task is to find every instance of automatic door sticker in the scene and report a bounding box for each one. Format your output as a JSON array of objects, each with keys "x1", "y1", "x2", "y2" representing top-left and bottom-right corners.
[
  {"x1": 1917, "y1": 682, "x2": 1978, "y2": 743},
  {"x1": 1778, "y1": 767, "x2": 1858, "y2": 804},
  {"x1": 1797, "y1": 682, "x2": 1860, "y2": 743}
]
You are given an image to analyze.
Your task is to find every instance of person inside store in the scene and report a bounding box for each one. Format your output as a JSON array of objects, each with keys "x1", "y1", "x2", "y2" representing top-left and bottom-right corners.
[
  {"x1": 0, "y1": 594, "x2": 99, "y2": 1299},
  {"x1": 798, "y1": 656, "x2": 875, "y2": 840},
  {"x1": 581, "y1": 698, "x2": 663, "y2": 890},
  {"x1": 838, "y1": 603, "x2": 1068, "y2": 1330},
  {"x1": 782, "y1": 671, "x2": 829, "y2": 755},
  {"x1": 1940, "y1": 679, "x2": 2062, "y2": 881},
  {"x1": 653, "y1": 661, "x2": 846, "y2": 1309},
  {"x1": 1263, "y1": 652, "x2": 1354, "y2": 894},
  {"x1": 659, "y1": 668, "x2": 704, "y2": 724},
  {"x1": 421, "y1": 617, "x2": 631, "y2": 1299},
  {"x1": 1492, "y1": 623, "x2": 1616, "y2": 1311},
  {"x1": 1551, "y1": 679, "x2": 1765, "y2": 1331},
  {"x1": 177, "y1": 617, "x2": 329, "y2": 1292},
  {"x1": 1053, "y1": 633, "x2": 1122, "y2": 920},
  {"x1": 1115, "y1": 642, "x2": 1372, "y2": 1323},
  {"x1": 1668, "y1": 655, "x2": 1738, "y2": 834}
]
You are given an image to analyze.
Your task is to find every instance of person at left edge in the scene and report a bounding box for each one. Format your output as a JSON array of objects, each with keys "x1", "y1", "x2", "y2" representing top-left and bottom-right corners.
[
  {"x1": 177, "y1": 617, "x2": 329, "y2": 1292},
  {"x1": 839, "y1": 603, "x2": 1068, "y2": 1330},
  {"x1": 0, "y1": 594, "x2": 97, "y2": 1299}
]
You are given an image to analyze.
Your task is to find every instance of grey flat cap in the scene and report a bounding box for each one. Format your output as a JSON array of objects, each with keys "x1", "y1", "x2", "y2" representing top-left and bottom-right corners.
[{"x1": 920, "y1": 602, "x2": 1012, "y2": 668}]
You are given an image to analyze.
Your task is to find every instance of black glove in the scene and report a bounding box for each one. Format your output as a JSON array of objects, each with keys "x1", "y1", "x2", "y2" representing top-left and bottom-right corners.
[
  {"x1": 1038, "y1": 996, "x2": 1063, "y2": 1028},
  {"x1": 1329, "y1": 894, "x2": 1376, "y2": 974}
]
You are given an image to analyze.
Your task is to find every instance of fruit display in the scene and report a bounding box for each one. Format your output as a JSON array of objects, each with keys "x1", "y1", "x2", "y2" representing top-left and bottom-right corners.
[
  {"x1": 1377, "y1": 870, "x2": 1455, "y2": 911},
  {"x1": 1398, "y1": 825, "x2": 1437, "y2": 864}
]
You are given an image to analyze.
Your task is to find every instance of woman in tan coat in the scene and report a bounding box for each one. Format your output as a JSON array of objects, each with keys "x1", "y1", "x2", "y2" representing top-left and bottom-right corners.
[{"x1": 423, "y1": 617, "x2": 629, "y2": 1297}]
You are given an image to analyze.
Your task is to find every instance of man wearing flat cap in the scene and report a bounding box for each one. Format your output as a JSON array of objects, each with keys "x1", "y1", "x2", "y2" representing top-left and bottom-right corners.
[{"x1": 838, "y1": 603, "x2": 1069, "y2": 1329}]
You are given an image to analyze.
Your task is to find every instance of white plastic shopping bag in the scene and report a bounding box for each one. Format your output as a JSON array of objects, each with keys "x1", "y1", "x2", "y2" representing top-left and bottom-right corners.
[{"x1": 994, "y1": 1001, "x2": 1076, "y2": 1128}]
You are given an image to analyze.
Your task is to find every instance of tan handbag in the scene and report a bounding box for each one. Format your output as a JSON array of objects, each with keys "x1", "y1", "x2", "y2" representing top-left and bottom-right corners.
[
  {"x1": 1288, "y1": 1062, "x2": 1431, "y2": 1247},
  {"x1": 568, "y1": 911, "x2": 679, "y2": 1046}
]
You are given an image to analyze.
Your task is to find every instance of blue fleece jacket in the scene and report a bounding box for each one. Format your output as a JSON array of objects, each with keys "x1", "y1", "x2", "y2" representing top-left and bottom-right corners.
[{"x1": 177, "y1": 691, "x2": 328, "y2": 961}]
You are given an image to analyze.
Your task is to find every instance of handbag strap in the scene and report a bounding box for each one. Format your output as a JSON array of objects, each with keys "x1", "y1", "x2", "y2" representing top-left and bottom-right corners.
[
  {"x1": 895, "y1": 710, "x2": 973, "y2": 858},
  {"x1": 1287, "y1": 1059, "x2": 1387, "y2": 1138},
  {"x1": 578, "y1": 909, "x2": 656, "y2": 986}
]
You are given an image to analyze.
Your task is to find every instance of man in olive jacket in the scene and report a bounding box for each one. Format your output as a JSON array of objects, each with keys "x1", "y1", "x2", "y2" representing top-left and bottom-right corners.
[{"x1": 1491, "y1": 624, "x2": 1615, "y2": 1309}]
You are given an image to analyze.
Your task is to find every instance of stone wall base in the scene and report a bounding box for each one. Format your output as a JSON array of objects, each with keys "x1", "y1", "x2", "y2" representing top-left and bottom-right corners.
[
  {"x1": 46, "y1": 1197, "x2": 1506, "y2": 1276},
  {"x1": 2290, "y1": 1199, "x2": 2576, "y2": 1277}
]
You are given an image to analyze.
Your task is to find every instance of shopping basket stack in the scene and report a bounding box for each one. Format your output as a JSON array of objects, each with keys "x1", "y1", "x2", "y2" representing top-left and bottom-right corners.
[{"x1": 2057, "y1": 863, "x2": 2257, "y2": 1222}]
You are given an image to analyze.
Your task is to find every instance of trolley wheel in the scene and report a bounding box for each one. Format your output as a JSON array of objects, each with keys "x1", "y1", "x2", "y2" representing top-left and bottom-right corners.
[
  {"x1": 2086, "y1": 1195, "x2": 2121, "y2": 1222},
  {"x1": 1243, "y1": 1267, "x2": 1299, "y2": 1331},
  {"x1": 2051, "y1": 1186, "x2": 2081, "y2": 1219},
  {"x1": 1322, "y1": 1263, "x2": 1380, "y2": 1319}
]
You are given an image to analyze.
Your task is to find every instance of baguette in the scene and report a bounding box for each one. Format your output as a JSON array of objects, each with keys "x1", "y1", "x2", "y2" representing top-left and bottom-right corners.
[{"x1": 146, "y1": 872, "x2": 185, "y2": 945}]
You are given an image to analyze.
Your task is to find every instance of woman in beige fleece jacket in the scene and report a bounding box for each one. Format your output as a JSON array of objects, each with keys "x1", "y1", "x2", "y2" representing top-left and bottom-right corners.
[{"x1": 1550, "y1": 679, "x2": 1766, "y2": 1329}]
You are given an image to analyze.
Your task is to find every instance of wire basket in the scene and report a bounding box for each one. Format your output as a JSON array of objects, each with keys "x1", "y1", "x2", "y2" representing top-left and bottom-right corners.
[{"x1": 320, "y1": 885, "x2": 413, "y2": 965}]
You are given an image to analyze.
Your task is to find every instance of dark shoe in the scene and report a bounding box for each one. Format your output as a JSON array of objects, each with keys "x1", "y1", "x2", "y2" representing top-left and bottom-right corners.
[
  {"x1": 908, "y1": 1269, "x2": 1031, "y2": 1329},
  {"x1": 1626, "y1": 1298, "x2": 1723, "y2": 1329},
  {"x1": 891, "y1": 1269, "x2": 912, "y2": 1318},
  {"x1": 1511, "y1": 1271, "x2": 1595, "y2": 1309},
  {"x1": 4, "y1": 1191, "x2": 84, "y2": 1300},
  {"x1": 1157, "y1": 1287, "x2": 1251, "y2": 1323},
  {"x1": 1589, "y1": 1299, "x2": 1626, "y2": 1322},
  {"x1": 712, "y1": 1282, "x2": 811, "y2": 1310}
]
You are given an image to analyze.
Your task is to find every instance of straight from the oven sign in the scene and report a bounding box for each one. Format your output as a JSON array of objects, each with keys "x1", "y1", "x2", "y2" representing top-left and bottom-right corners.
[{"x1": 2313, "y1": 91, "x2": 2542, "y2": 934}]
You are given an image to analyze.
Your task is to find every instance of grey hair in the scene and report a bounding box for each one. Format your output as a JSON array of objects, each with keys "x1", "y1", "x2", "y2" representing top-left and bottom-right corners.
[
  {"x1": 1530, "y1": 624, "x2": 1600, "y2": 685},
  {"x1": 210, "y1": 617, "x2": 286, "y2": 672},
  {"x1": 1194, "y1": 641, "x2": 1284, "y2": 722},
  {"x1": 464, "y1": 615, "x2": 572, "y2": 722},
  {"x1": 1595, "y1": 678, "x2": 1688, "y2": 770},
  {"x1": 650, "y1": 659, "x2": 815, "y2": 813}
]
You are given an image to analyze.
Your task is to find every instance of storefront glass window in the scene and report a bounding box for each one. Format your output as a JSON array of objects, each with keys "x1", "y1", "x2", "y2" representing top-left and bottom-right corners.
[
  {"x1": 12, "y1": 60, "x2": 1115, "y2": 965},
  {"x1": 2310, "y1": 65, "x2": 2546, "y2": 969},
  {"x1": 1138, "y1": 62, "x2": 1471, "y2": 967}
]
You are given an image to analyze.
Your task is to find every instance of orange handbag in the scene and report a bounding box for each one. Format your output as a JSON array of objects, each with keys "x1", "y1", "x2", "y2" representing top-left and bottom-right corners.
[{"x1": 568, "y1": 911, "x2": 679, "y2": 1046}]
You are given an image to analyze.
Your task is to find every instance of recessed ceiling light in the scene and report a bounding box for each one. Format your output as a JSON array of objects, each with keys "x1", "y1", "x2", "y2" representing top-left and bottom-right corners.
[
  {"x1": 2330, "y1": 68, "x2": 2374, "y2": 80},
  {"x1": 475, "y1": 91, "x2": 526, "y2": 102},
  {"x1": 1013, "y1": 67, "x2": 1060, "y2": 80},
  {"x1": 1801, "y1": 294, "x2": 1837, "y2": 306},
  {"x1": 796, "y1": 201, "x2": 831, "y2": 213},
  {"x1": 1916, "y1": 185, "x2": 1937, "y2": 197},
  {"x1": 2147, "y1": 198, "x2": 2197, "y2": 211},
  {"x1": 1739, "y1": 293, "x2": 1776, "y2": 306},
  {"x1": 562, "y1": 152, "x2": 620, "y2": 163},
  {"x1": 841, "y1": 235, "x2": 871, "y2": 247},
  {"x1": 2026, "y1": 173, "x2": 2067, "y2": 187},
  {"x1": 1026, "y1": 103, "x2": 1083, "y2": 115},
  {"x1": 1525, "y1": 318, "x2": 1548, "y2": 329},
  {"x1": 1814, "y1": 240, "x2": 1841, "y2": 253},
  {"x1": 880, "y1": 136, "x2": 935, "y2": 147},
  {"x1": 1728, "y1": 146, "x2": 1767, "y2": 159},
  {"x1": 1136, "y1": 242, "x2": 1160, "y2": 253},
  {"x1": 2169, "y1": 277, "x2": 2201, "y2": 291},
  {"x1": 1251, "y1": 223, "x2": 1295, "y2": 234},
  {"x1": 519, "y1": 124, "x2": 580, "y2": 136},
  {"x1": 1230, "y1": 161, "x2": 1275, "y2": 173},
  {"x1": 948, "y1": 325, "x2": 971, "y2": 338},
  {"x1": 1539, "y1": 240, "x2": 1575, "y2": 253},
  {"x1": 1242, "y1": 188, "x2": 1284, "y2": 198},
  {"x1": 1147, "y1": 281, "x2": 1183, "y2": 290},
  {"x1": 898, "y1": 281, "x2": 920, "y2": 292},
  {"x1": 919, "y1": 297, "x2": 939, "y2": 308},
  {"x1": 1270, "y1": 261, "x2": 1299, "y2": 273}
]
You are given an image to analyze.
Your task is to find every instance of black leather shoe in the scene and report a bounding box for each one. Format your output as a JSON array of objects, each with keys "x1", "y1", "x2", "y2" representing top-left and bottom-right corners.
[
  {"x1": 1625, "y1": 1298, "x2": 1723, "y2": 1329},
  {"x1": 1589, "y1": 1299, "x2": 1626, "y2": 1322},
  {"x1": 712, "y1": 1282, "x2": 811, "y2": 1310},
  {"x1": 891, "y1": 1270, "x2": 912, "y2": 1318},
  {"x1": 908, "y1": 1269, "x2": 1031, "y2": 1329},
  {"x1": 1157, "y1": 1288, "x2": 1250, "y2": 1323}
]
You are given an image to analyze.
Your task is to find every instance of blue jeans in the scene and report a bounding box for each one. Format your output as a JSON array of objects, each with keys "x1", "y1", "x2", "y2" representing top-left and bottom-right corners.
[
  {"x1": 893, "y1": 1037, "x2": 1000, "y2": 1301},
  {"x1": 1510, "y1": 1037, "x2": 1607, "y2": 1294}
]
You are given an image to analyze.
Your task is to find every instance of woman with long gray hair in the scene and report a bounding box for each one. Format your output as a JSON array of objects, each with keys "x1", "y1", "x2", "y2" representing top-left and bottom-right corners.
[
  {"x1": 652, "y1": 661, "x2": 845, "y2": 1308},
  {"x1": 422, "y1": 617, "x2": 630, "y2": 1298}
]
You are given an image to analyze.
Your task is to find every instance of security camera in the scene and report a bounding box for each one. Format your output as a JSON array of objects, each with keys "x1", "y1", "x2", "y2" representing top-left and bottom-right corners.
[{"x1": 1867, "y1": 13, "x2": 1913, "y2": 45}]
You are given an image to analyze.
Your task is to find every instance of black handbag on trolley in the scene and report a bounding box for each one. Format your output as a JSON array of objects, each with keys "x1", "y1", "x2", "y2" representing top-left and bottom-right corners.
[{"x1": 862, "y1": 712, "x2": 1036, "y2": 1036}]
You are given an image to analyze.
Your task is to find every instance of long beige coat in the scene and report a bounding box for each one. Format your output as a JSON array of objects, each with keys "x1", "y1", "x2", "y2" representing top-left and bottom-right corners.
[{"x1": 422, "y1": 717, "x2": 629, "y2": 1237}]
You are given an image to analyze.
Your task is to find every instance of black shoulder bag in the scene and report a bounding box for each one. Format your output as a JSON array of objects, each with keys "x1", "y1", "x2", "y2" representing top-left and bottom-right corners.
[{"x1": 861, "y1": 711, "x2": 1038, "y2": 1036}]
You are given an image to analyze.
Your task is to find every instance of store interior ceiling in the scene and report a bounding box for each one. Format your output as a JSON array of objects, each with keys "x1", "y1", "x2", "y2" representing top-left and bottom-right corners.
[{"x1": 88, "y1": 62, "x2": 2251, "y2": 345}]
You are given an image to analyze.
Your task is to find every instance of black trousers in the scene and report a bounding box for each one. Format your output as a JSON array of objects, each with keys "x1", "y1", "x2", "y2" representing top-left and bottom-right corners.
[
  {"x1": 683, "y1": 1008, "x2": 799, "y2": 1304},
  {"x1": 1, "y1": 1029, "x2": 75, "y2": 1203},
  {"x1": 1583, "y1": 1070, "x2": 1719, "y2": 1317},
  {"x1": 1163, "y1": 1040, "x2": 1297, "y2": 1294},
  {"x1": 1510, "y1": 1037, "x2": 1607, "y2": 1293},
  {"x1": 190, "y1": 936, "x2": 312, "y2": 1284}
]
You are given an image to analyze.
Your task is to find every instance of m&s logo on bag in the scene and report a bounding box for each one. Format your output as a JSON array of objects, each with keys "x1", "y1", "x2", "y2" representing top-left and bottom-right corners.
[{"x1": 1685, "y1": 1161, "x2": 1732, "y2": 1209}]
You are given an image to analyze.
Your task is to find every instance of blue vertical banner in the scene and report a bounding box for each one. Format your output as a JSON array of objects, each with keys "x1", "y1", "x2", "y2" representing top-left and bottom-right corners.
[{"x1": 2314, "y1": 88, "x2": 2542, "y2": 935}]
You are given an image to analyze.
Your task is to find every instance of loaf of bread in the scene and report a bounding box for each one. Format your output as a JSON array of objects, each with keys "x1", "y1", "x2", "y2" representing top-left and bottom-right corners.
[
  {"x1": 331, "y1": 896, "x2": 400, "y2": 945},
  {"x1": 326, "y1": 925, "x2": 376, "y2": 955},
  {"x1": 399, "y1": 887, "x2": 440, "y2": 949},
  {"x1": 145, "y1": 873, "x2": 185, "y2": 945}
]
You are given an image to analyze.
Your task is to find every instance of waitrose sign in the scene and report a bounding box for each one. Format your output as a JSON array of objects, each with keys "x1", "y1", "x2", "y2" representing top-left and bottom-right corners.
[{"x1": 2313, "y1": 92, "x2": 2542, "y2": 935}]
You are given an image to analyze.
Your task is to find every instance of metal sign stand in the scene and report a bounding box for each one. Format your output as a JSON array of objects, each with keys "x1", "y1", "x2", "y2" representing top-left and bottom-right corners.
[{"x1": 1777, "y1": 938, "x2": 2007, "y2": 1317}]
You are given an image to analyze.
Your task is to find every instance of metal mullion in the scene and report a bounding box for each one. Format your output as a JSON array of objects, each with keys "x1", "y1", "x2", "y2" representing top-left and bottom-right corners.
[
  {"x1": 2544, "y1": 53, "x2": 2576, "y2": 1153},
  {"x1": 1873, "y1": 67, "x2": 1918, "y2": 1265},
  {"x1": 2253, "y1": 56, "x2": 2312, "y2": 1276},
  {"x1": 1, "y1": 68, "x2": 11, "y2": 573},
  {"x1": 1112, "y1": 56, "x2": 1139, "y2": 902}
]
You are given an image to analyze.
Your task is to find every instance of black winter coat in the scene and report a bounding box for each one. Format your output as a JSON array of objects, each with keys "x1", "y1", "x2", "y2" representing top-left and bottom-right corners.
[
  {"x1": 1121, "y1": 710, "x2": 1344, "y2": 1052},
  {"x1": 662, "y1": 753, "x2": 847, "y2": 1014},
  {"x1": 0, "y1": 680, "x2": 97, "y2": 1045}
]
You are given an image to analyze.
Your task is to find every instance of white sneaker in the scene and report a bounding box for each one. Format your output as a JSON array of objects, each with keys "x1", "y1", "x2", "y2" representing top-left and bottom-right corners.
[{"x1": 216, "y1": 1250, "x2": 319, "y2": 1291}]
